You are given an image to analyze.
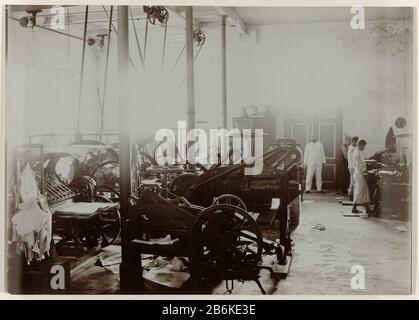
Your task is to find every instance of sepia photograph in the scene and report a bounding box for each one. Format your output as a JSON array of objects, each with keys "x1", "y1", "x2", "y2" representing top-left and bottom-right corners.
[{"x1": 1, "y1": 2, "x2": 416, "y2": 296}]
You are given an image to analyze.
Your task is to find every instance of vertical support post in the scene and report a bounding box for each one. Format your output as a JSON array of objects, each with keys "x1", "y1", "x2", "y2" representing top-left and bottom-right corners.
[
  {"x1": 336, "y1": 104, "x2": 343, "y2": 188},
  {"x1": 5, "y1": 5, "x2": 8, "y2": 63},
  {"x1": 185, "y1": 6, "x2": 195, "y2": 132},
  {"x1": 221, "y1": 15, "x2": 227, "y2": 129},
  {"x1": 3, "y1": 6, "x2": 10, "y2": 293},
  {"x1": 117, "y1": 5, "x2": 140, "y2": 292},
  {"x1": 277, "y1": 177, "x2": 291, "y2": 265},
  {"x1": 39, "y1": 145, "x2": 44, "y2": 195}
]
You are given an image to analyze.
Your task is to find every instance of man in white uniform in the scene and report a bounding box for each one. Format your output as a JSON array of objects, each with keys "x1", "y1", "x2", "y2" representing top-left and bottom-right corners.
[
  {"x1": 347, "y1": 136, "x2": 359, "y2": 200},
  {"x1": 304, "y1": 133, "x2": 326, "y2": 193},
  {"x1": 352, "y1": 139, "x2": 371, "y2": 214}
]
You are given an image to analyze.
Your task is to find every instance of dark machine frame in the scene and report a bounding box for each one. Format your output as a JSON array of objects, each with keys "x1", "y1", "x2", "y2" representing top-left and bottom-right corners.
[{"x1": 119, "y1": 139, "x2": 304, "y2": 293}]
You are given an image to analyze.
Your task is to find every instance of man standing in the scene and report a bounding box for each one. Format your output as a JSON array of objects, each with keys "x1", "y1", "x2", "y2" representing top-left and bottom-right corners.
[
  {"x1": 338, "y1": 136, "x2": 351, "y2": 194},
  {"x1": 347, "y1": 136, "x2": 359, "y2": 200},
  {"x1": 304, "y1": 133, "x2": 326, "y2": 193},
  {"x1": 352, "y1": 139, "x2": 371, "y2": 214}
]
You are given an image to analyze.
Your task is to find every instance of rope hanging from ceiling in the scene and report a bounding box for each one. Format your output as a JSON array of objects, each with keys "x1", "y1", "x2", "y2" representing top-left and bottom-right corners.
[
  {"x1": 129, "y1": 6, "x2": 145, "y2": 68},
  {"x1": 98, "y1": 5, "x2": 113, "y2": 141},
  {"x1": 75, "y1": 5, "x2": 89, "y2": 136},
  {"x1": 171, "y1": 29, "x2": 206, "y2": 75},
  {"x1": 175, "y1": 29, "x2": 206, "y2": 94},
  {"x1": 161, "y1": 22, "x2": 168, "y2": 70},
  {"x1": 102, "y1": 6, "x2": 137, "y2": 70},
  {"x1": 142, "y1": 6, "x2": 169, "y2": 65}
]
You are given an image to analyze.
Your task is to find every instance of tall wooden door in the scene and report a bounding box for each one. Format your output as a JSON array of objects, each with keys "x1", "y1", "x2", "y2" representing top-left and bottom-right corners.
[
  {"x1": 284, "y1": 106, "x2": 342, "y2": 189},
  {"x1": 232, "y1": 115, "x2": 276, "y2": 152}
]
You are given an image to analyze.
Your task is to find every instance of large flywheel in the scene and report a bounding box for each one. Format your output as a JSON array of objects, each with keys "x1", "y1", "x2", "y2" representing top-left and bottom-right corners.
[
  {"x1": 93, "y1": 191, "x2": 121, "y2": 247},
  {"x1": 188, "y1": 204, "x2": 263, "y2": 284},
  {"x1": 212, "y1": 194, "x2": 247, "y2": 211}
]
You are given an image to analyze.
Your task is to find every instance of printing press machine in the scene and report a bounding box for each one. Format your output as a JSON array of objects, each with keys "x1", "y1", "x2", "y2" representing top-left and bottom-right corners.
[
  {"x1": 119, "y1": 139, "x2": 304, "y2": 294},
  {"x1": 7, "y1": 137, "x2": 304, "y2": 294},
  {"x1": 6, "y1": 142, "x2": 121, "y2": 293},
  {"x1": 364, "y1": 122, "x2": 412, "y2": 218},
  {"x1": 365, "y1": 151, "x2": 411, "y2": 218}
]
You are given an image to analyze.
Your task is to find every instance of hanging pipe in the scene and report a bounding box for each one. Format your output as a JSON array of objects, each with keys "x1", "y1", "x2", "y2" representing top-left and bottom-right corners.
[
  {"x1": 143, "y1": 20, "x2": 149, "y2": 63},
  {"x1": 102, "y1": 5, "x2": 136, "y2": 70},
  {"x1": 175, "y1": 43, "x2": 204, "y2": 94},
  {"x1": 99, "y1": 5, "x2": 113, "y2": 141},
  {"x1": 76, "y1": 6, "x2": 89, "y2": 135},
  {"x1": 170, "y1": 44, "x2": 186, "y2": 74},
  {"x1": 129, "y1": 6, "x2": 145, "y2": 68},
  {"x1": 161, "y1": 22, "x2": 168, "y2": 70}
]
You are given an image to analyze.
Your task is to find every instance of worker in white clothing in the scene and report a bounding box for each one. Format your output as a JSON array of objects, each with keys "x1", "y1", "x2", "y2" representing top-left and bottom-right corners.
[
  {"x1": 347, "y1": 136, "x2": 359, "y2": 201},
  {"x1": 352, "y1": 139, "x2": 371, "y2": 214},
  {"x1": 304, "y1": 133, "x2": 326, "y2": 193}
]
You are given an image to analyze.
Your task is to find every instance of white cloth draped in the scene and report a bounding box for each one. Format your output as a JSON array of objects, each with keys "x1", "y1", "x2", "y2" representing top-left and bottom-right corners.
[{"x1": 12, "y1": 196, "x2": 52, "y2": 265}]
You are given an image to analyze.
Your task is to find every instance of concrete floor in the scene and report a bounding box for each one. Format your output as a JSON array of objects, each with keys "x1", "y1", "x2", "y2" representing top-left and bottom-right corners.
[
  {"x1": 276, "y1": 192, "x2": 412, "y2": 295},
  {"x1": 69, "y1": 192, "x2": 412, "y2": 295}
]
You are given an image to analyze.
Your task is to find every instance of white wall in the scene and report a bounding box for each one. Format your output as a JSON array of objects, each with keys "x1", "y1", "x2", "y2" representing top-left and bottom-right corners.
[
  {"x1": 6, "y1": 14, "x2": 414, "y2": 158},
  {"x1": 195, "y1": 20, "x2": 413, "y2": 157},
  {"x1": 6, "y1": 16, "x2": 193, "y2": 142}
]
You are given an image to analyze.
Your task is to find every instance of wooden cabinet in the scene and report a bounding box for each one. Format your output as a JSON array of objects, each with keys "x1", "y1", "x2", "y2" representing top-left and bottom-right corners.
[{"x1": 232, "y1": 115, "x2": 276, "y2": 152}]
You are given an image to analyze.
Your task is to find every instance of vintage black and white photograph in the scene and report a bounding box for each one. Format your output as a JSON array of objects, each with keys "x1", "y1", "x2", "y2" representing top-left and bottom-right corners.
[{"x1": 2, "y1": 2, "x2": 416, "y2": 295}]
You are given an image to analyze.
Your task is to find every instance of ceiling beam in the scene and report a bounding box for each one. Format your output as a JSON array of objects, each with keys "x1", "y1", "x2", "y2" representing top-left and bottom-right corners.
[
  {"x1": 167, "y1": 6, "x2": 203, "y2": 30},
  {"x1": 8, "y1": 5, "x2": 73, "y2": 14},
  {"x1": 167, "y1": 6, "x2": 186, "y2": 21},
  {"x1": 214, "y1": 6, "x2": 247, "y2": 35}
]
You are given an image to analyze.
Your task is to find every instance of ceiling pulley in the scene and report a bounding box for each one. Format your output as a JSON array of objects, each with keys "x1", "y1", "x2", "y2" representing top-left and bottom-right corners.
[
  {"x1": 19, "y1": 9, "x2": 41, "y2": 28},
  {"x1": 193, "y1": 29, "x2": 206, "y2": 47},
  {"x1": 143, "y1": 6, "x2": 169, "y2": 26}
]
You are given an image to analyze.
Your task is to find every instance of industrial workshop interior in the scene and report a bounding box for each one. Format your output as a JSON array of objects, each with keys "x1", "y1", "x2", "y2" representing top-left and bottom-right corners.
[{"x1": 4, "y1": 4, "x2": 414, "y2": 295}]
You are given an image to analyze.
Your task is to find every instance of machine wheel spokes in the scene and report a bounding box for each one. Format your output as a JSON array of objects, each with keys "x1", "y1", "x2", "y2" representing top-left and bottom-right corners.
[
  {"x1": 100, "y1": 208, "x2": 121, "y2": 246},
  {"x1": 212, "y1": 194, "x2": 248, "y2": 211},
  {"x1": 189, "y1": 204, "x2": 263, "y2": 282},
  {"x1": 93, "y1": 193, "x2": 121, "y2": 246}
]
